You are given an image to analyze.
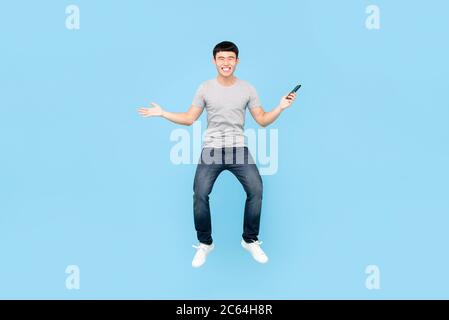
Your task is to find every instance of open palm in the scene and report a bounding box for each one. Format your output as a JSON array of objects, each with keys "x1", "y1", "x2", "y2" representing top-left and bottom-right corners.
[{"x1": 138, "y1": 102, "x2": 163, "y2": 117}]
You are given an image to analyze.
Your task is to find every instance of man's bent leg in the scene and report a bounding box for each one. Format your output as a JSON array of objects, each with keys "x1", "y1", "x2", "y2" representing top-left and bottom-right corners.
[
  {"x1": 193, "y1": 148, "x2": 224, "y2": 245},
  {"x1": 227, "y1": 147, "x2": 263, "y2": 243}
]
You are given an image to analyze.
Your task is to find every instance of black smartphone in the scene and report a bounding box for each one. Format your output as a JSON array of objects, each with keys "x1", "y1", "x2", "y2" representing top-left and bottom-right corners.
[{"x1": 287, "y1": 84, "x2": 301, "y2": 99}]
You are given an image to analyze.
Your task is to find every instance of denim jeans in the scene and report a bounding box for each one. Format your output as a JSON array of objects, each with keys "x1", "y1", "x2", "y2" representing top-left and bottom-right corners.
[{"x1": 193, "y1": 147, "x2": 263, "y2": 245}]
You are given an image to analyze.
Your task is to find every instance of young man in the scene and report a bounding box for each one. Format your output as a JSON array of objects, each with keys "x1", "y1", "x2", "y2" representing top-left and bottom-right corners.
[{"x1": 138, "y1": 41, "x2": 297, "y2": 268}]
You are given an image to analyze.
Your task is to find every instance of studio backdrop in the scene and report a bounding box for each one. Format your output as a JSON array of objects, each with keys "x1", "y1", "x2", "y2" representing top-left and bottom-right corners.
[{"x1": 1, "y1": 0, "x2": 448, "y2": 299}]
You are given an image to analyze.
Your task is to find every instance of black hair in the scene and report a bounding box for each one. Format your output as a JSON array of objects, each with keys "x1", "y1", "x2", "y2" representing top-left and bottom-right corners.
[{"x1": 213, "y1": 41, "x2": 239, "y2": 59}]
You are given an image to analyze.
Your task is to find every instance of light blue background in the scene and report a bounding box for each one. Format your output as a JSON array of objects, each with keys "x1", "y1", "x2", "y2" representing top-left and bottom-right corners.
[{"x1": 1, "y1": 0, "x2": 448, "y2": 299}]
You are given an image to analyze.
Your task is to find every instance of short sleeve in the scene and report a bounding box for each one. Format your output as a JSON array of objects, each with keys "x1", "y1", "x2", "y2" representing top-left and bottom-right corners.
[
  {"x1": 247, "y1": 84, "x2": 261, "y2": 109},
  {"x1": 192, "y1": 84, "x2": 206, "y2": 109}
]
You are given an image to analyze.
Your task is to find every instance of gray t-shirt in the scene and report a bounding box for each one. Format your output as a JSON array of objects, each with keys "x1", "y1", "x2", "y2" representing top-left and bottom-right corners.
[{"x1": 192, "y1": 78, "x2": 261, "y2": 148}]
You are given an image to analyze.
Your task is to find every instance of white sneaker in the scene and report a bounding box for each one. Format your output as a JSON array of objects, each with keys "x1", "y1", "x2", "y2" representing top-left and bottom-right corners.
[
  {"x1": 192, "y1": 243, "x2": 214, "y2": 268},
  {"x1": 241, "y1": 239, "x2": 269, "y2": 264}
]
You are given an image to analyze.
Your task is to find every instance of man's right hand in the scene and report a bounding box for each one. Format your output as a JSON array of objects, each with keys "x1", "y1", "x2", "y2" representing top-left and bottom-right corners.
[{"x1": 138, "y1": 102, "x2": 164, "y2": 117}]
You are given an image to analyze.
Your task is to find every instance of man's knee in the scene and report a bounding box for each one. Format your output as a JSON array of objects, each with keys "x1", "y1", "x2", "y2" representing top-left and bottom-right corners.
[
  {"x1": 193, "y1": 184, "x2": 212, "y2": 200},
  {"x1": 247, "y1": 178, "x2": 263, "y2": 199}
]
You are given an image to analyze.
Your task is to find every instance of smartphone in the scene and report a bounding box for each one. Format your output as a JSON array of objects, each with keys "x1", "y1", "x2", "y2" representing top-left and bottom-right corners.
[{"x1": 287, "y1": 84, "x2": 301, "y2": 99}]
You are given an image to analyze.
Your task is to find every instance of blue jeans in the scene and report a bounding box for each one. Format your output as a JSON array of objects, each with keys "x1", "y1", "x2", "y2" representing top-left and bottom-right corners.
[{"x1": 193, "y1": 147, "x2": 263, "y2": 245}]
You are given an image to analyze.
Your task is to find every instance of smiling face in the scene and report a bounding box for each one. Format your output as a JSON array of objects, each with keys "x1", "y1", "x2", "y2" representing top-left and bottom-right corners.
[{"x1": 213, "y1": 51, "x2": 239, "y2": 78}]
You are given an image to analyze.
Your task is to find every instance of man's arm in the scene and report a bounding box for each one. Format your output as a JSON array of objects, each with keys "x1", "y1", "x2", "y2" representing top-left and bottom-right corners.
[
  {"x1": 138, "y1": 103, "x2": 203, "y2": 126},
  {"x1": 250, "y1": 92, "x2": 297, "y2": 127}
]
